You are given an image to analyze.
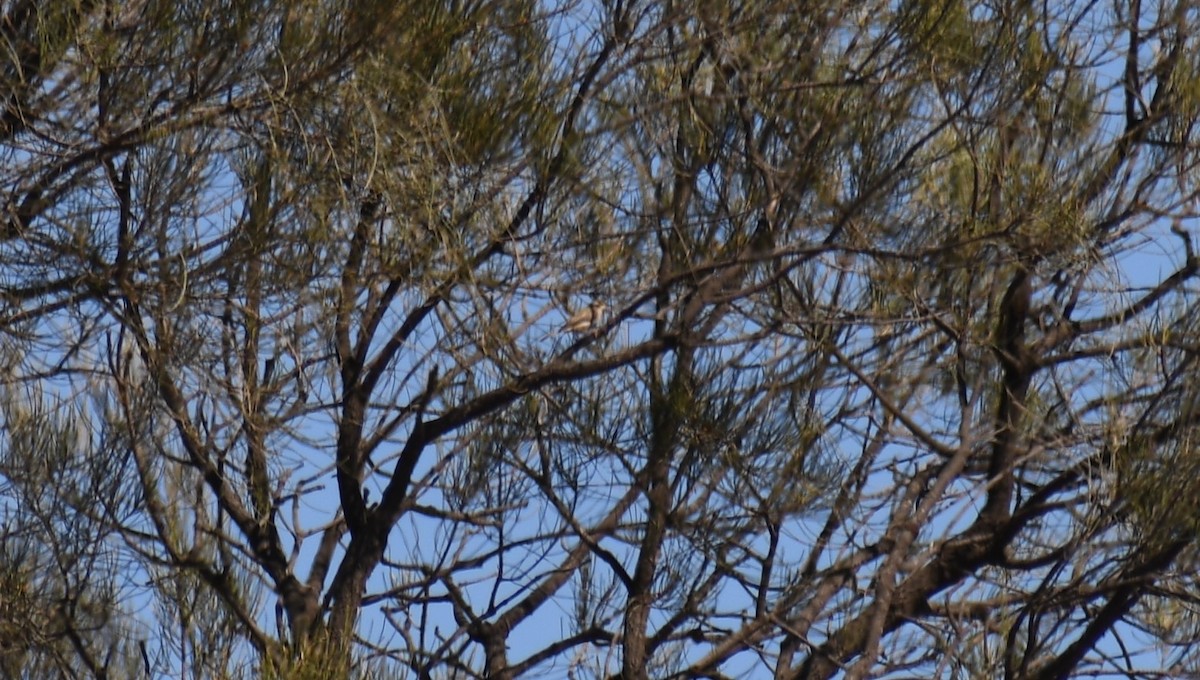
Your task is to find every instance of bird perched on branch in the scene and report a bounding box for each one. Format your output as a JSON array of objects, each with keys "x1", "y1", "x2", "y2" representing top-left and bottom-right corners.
[{"x1": 559, "y1": 300, "x2": 607, "y2": 334}]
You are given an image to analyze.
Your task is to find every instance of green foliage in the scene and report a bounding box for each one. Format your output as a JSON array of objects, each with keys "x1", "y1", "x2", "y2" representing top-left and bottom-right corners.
[{"x1": 4, "y1": 0, "x2": 1200, "y2": 678}]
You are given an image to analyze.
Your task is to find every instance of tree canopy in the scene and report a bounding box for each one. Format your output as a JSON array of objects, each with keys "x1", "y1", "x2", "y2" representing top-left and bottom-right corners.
[{"x1": 3, "y1": 0, "x2": 1200, "y2": 678}]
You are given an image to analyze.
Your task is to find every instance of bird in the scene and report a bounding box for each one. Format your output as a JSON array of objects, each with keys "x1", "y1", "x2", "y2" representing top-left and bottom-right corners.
[{"x1": 559, "y1": 300, "x2": 607, "y2": 334}]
